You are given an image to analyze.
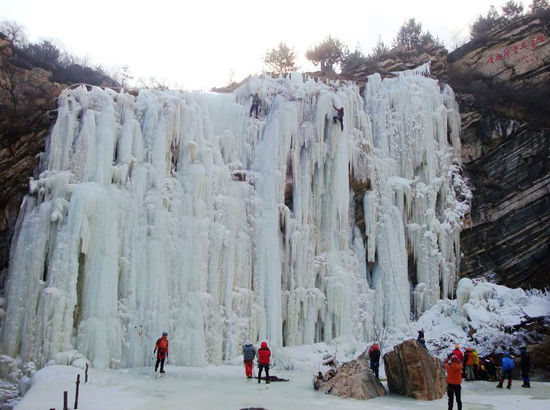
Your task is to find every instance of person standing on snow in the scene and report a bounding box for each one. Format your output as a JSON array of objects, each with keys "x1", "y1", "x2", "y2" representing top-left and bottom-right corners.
[
  {"x1": 520, "y1": 347, "x2": 531, "y2": 388},
  {"x1": 463, "y1": 347, "x2": 475, "y2": 381},
  {"x1": 257, "y1": 341, "x2": 271, "y2": 384},
  {"x1": 250, "y1": 93, "x2": 261, "y2": 118},
  {"x1": 332, "y1": 104, "x2": 344, "y2": 131},
  {"x1": 444, "y1": 354, "x2": 463, "y2": 410},
  {"x1": 417, "y1": 330, "x2": 427, "y2": 349},
  {"x1": 243, "y1": 341, "x2": 256, "y2": 379},
  {"x1": 473, "y1": 349, "x2": 479, "y2": 379},
  {"x1": 154, "y1": 332, "x2": 169, "y2": 373},
  {"x1": 368, "y1": 343, "x2": 381, "y2": 378},
  {"x1": 497, "y1": 352, "x2": 514, "y2": 389},
  {"x1": 452, "y1": 344, "x2": 464, "y2": 363}
]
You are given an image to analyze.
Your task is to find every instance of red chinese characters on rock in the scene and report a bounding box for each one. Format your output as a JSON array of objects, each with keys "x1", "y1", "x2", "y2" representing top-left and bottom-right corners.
[{"x1": 486, "y1": 34, "x2": 546, "y2": 64}]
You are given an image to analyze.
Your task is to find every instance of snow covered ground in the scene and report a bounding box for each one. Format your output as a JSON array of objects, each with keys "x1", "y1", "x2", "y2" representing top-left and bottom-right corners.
[
  {"x1": 14, "y1": 364, "x2": 550, "y2": 410},
  {"x1": 4, "y1": 278, "x2": 549, "y2": 409}
]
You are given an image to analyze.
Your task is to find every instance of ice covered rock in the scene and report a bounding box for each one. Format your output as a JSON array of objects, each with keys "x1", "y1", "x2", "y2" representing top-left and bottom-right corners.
[
  {"x1": 314, "y1": 357, "x2": 386, "y2": 400},
  {"x1": 383, "y1": 339, "x2": 446, "y2": 400}
]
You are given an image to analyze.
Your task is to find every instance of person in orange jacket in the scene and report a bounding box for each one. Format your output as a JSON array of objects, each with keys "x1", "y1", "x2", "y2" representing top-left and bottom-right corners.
[
  {"x1": 257, "y1": 341, "x2": 271, "y2": 384},
  {"x1": 463, "y1": 347, "x2": 475, "y2": 381},
  {"x1": 154, "y1": 332, "x2": 169, "y2": 373},
  {"x1": 445, "y1": 354, "x2": 463, "y2": 410}
]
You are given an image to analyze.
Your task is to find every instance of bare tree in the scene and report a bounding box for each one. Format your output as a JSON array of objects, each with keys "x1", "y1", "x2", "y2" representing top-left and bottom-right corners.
[
  {"x1": 501, "y1": 0, "x2": 524, "y2": 19},
  {"x1": 0, "y1": 20, "x2": 28, "y2": 47}
]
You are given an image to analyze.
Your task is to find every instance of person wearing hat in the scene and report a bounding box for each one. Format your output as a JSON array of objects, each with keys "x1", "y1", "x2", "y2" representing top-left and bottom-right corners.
[
  {"x1": 257, "y1": 341, "x2": 271, "y2": 384},
  {"x1": 444, "y1": 354, "x2": 463, "y2": 410},
  {"x1": 368, "y1": 342, "x2": 381, "y2": 378},
  {"x1": 154, "y1": 332, "x2": 169, "y2": 373},
  {"x1": 497, "y1": 352, "x2": 515, "y2": 389},
  {"x1": 243, "y1": 341, "x2": 256, "y2": 379},
  {"x1": 452, "y1": 344, "x2": 464, "y2": 363}
]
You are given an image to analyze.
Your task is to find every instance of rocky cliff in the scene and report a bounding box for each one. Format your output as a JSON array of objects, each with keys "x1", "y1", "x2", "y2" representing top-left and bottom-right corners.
[
  {"x1": 0, "y1": 35, "x2": 59, "y2": 289},
  {"x1": 448, "y1": 13, "x2": 550, "y2": 288},
  {"x1": 0, "y1": 13, "x2": 548, "y2": 294},
  {"x1": 0, "y1": 34, "x2": 117, "y2": 289}
]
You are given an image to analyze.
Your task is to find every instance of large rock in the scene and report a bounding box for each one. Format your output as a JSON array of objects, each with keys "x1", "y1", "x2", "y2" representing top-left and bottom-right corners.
[
  {"x1": 314, "y1": 357, "x2": 386, "y2": 400},
  {"x1": 383, "y1": 340, "x2": 446, "y2": 400}
]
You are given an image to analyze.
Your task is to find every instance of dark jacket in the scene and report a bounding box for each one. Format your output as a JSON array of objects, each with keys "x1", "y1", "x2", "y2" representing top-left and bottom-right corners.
[
  {"x1": 520, "y1": 349, "x2": 530, "y2": 375},
  {"x1": 243, "y1": 343, "x2": 256, "y2": 361},
  {"x1": 333, "y1": 104, "x2": 344, "y2": 118},
  {"x1": 368, "y1": 346, "x2": 381, "y2": 365}
]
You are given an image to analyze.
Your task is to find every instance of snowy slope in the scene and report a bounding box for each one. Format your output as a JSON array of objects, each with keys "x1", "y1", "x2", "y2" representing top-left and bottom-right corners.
[{"x1": 0, "y1": 68, "x2": 468, "y2": 373}]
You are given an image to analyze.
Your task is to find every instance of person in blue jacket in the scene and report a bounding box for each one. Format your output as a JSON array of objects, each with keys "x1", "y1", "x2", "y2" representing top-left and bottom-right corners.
[{"x1": 497, "y1": 352, "x2": 514, "y2": 389}]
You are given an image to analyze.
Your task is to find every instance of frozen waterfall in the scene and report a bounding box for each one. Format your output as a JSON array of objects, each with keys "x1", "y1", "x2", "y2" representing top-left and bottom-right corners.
[{"x1": 0, "y1": 68, "x2": 470, "y2": 369}]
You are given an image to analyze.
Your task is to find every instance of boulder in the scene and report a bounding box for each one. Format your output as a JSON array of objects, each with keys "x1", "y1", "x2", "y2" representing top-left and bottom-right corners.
[
  {"x1": 383, "y1": 340, "x2": 446, "y2": 400},
  {"x1": 314, "y1": 357, "x2": 386, "y2": 400}
]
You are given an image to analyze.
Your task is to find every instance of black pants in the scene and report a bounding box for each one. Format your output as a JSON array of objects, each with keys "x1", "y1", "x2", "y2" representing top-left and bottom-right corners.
[
  {"x1": 250, "y1": 102, "x2": 260, "y2": 118},
  {"x1": 370, "y1": 361, "x2": 379, "y2": 378},
  {"x1": 155, "y1": 358, "x2": 165, "y2": 372},
  {"x1": 333, "y1": 116, "x2": 343, "y2": 131},
  {"x1": 258, "y1": 364, "x2": 270, "y2": 383},
  {"x1": 447, "y1": 384, "x2": 462, "y2": 410}
]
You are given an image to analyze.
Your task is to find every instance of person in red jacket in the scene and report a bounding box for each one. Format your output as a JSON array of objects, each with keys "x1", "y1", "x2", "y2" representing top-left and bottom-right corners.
[
  {"x1": 445, "y1": 354, "x2": 463, "y2": 410},
  {"x1": 257, "y1": 341, "x2": 271, "y2": 384},
  {"x1": 452, "y1": 344, "x2": 464, "y2": 363},
  {"x1": 154, "y1": 332, "x2": 169, "y2": 373}
]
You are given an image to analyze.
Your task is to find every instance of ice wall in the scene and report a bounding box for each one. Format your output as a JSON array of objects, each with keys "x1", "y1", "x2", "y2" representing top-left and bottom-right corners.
[{"x1": 0, "y1": 68, "x2": 469, "y2": 369}]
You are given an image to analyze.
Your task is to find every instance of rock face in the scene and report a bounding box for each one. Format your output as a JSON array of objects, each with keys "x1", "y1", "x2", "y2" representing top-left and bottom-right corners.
[
  {"x1": 383, "y1": 340, "x2": 446, "y2": 400},
  {"x1": 314, "y1": 358, "x2": 386, "y2": 400},
  {"x1": 447, "y1": 14, "x2": 550, "y2": 288}
]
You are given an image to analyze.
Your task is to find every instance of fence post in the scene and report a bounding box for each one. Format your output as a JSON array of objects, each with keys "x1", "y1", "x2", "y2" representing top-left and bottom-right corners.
[
  {"x1": 63, "y1": 391, "x2": 68, "y2": 410},
  {"x1": 74, "y1": 374, "x2": 80, "y2": 409},
  {"x1": 85, "y1": 363, "x2": 89, "y2": 383}
]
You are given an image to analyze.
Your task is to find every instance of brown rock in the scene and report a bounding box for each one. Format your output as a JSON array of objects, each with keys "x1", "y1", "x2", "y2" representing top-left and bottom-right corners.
[
  {"x1": 383, "y1": 340, "x2": 446, "y2": 400},
  {"x1": 315, "y1": 357, "x2": 386, "y2": 400}
]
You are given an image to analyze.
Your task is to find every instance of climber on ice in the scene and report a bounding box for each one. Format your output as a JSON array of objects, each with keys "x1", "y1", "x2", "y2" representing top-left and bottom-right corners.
[
  {"x1": 243, "y1": 341, "x2": 256, "y2": 379},
  {"x1": 250, "y1": 93, "x2": 261, "y2": 118},
  {"x1": 154, "y1": 332, "x2": 169, "y2": 373},
  {"x1": 333, "y1": 104, "x2": 344, "y2": 131}
]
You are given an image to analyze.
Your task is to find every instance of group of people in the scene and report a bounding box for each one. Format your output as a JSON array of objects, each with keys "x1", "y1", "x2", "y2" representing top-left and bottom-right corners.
[
  {"x1": 248, "y1": 93, "x2": 345, "y2": 132},
  {"x1": 362, "y1": 336, "x2": 533, "y2": 410},
  {"x1": 243, "y1": 341, "x2": 272, "y2": 383},
  {"x1": 152, "y1": 333, "x2": 273, "y2": 384},
  {"x1": 445, "y1": 343, "x2": 532, "y2": 410}
]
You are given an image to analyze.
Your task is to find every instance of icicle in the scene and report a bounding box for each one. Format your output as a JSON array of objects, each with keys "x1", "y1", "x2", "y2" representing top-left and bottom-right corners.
[{"x1": 0, "y1": 68, "x2": 468, "y2": 371}]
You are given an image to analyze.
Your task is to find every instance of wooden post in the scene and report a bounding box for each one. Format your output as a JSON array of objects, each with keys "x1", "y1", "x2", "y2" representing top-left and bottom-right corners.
[
  {"x1": 74, "y1": 374, "x2": 80, "y2": 409},
  {"x1": 85, "y1": 363, "x2": 89, "y2": 383},
  {"x1": 63, "y1": 391, "x2": 68, "y2": 410}
]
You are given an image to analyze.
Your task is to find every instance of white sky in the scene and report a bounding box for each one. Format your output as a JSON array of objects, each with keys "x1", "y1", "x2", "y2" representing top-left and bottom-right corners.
[{"x1": 0, "y1": 0, "x2": 532, "y2": 90}]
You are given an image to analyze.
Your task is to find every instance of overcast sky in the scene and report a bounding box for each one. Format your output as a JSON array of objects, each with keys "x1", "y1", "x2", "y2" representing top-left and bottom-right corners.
[{"x1": 0, "y1": 0, "x2": 532, "y2": 90}]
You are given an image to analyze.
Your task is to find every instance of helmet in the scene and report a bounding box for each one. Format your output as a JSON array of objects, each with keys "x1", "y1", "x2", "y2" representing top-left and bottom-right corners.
[
  {"x1": 261, "y1": 341, "x2": 268, "y2": 348},
  {"x1": 162, "y1": 332, "x2": 168, "y2": 336},
  {"x1": 451, "y1": 355, "x2": 460, "y2": 363}
]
